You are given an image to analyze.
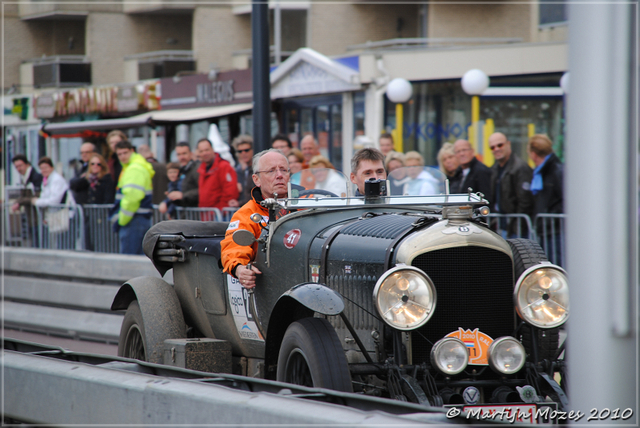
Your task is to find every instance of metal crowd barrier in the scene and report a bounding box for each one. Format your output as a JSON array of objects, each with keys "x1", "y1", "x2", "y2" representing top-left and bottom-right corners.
[
  {"x1": 4, "y1": 201, "x2": 564, "y2": 265},
  {"x1": 534, "y1": 213, "x2": 566, "y2": 267},
  {"x1": 2, "y1": 203, "x2": 85, "y2": 251},
  {"x1": 174, "y1": 206, "x2": 223, "y2": 222},
  {"x1": 82, "y1": 204, "x2": 119, "y2": 253},
  {"x1": 486, "y1": 213, "x2": 534, "y2": 240}
]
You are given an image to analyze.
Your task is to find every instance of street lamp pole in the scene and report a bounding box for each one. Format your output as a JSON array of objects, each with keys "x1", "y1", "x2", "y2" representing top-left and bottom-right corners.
[
  {"x1": 386, "y1": 78, "x2": 413, "y2": 153},
  {"x1": 461, "y1": 69, "x2": 489, "y2": 156}
]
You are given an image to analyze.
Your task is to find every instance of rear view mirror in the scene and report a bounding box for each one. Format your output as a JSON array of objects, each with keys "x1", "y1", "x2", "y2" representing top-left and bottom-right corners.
[{"x1": 232, "y1": 229, "x2": 257, "y2": 246}]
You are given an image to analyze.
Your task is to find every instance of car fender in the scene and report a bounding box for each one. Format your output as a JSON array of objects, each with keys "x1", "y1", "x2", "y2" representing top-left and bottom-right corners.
[
  {"x1": 111, "y1": 276, "x2": 187, "y2": 363},
  {"x1": 263, "y1": 283, "x2": 344, "y2": 379}
]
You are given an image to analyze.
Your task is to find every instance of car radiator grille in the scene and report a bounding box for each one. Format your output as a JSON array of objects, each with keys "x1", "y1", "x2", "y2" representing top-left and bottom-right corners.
[{"x1": 410, "y1": 246, "x2": 514, "y2": 365}]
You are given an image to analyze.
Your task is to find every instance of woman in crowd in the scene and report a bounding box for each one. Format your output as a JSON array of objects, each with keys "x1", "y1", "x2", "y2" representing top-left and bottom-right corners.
[
  {"x1": 437, "y1": 142, "x2": 459, "y2": 179},
  {"x1": 33, "y1": 157, "x2": 69, "y2": 208},
  {"x1": 404, "y1": 151, "x2": 440, "y2": 196},
  {"x1": 308, "y1": 155, "x2": 347, "y2": 196},
  {"x1": 385, "y1": 151, "x2": 409, "y2": 195},
  {"x1": 70, "y1": 153, "x2": 115, "y2": 205},
  {"x1": 69, "y1": 153, "x2": 115, "y2": 251},
  {"x1": 287, "y1": 149, "x2": 305, "y2": 185},
  {"x1": 32, "y1": 157, "x2": 71, "y2": 248}
]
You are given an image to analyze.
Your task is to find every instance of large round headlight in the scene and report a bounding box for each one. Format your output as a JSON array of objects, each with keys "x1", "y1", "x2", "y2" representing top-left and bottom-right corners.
[
  {"x1": 373, "y1": 266, "x2": 436, "y2": 330},
  {"x1": 430, "y1": 337, "x2": 468, "y2": 375},
  {"x1": 487, "y1": 337, "x2": 526, "y2": 375},
  {"x1": 514, "y1": 264, "x2": 569, "y2": 328}
]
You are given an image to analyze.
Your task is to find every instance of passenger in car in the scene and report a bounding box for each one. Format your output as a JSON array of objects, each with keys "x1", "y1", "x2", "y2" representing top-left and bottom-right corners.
[
  {"x1": 350, "y1": 148, "x2": 387, "y2": 196},
  {"x1": 220, "y1": 149, "x2": 291, "y2": 290}
]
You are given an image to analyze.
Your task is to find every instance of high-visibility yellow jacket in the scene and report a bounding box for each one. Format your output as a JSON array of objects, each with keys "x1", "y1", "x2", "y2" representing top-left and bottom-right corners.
[{"x1": 112, "y1": 152, "x2": 155, "y2": 226}]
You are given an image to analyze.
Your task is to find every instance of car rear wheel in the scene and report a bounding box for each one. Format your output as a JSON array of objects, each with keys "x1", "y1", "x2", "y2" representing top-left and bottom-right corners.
[
  {"x1": 277, "y1": 318, "x2": 353, "y2": 392},
  {"x1": 508, "y1": 238, "x2": 560, "y2": 361},
  {"x1": 118, "y1": 300, "x2": 147, "y2": 361}
]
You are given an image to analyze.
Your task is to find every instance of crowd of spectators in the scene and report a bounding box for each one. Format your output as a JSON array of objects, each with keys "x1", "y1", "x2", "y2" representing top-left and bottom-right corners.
[{"x1": 7, "y1": 128, "x2": 564, "y2": 255}]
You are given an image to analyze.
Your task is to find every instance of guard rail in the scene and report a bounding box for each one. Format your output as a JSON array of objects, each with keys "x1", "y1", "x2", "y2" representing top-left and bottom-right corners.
[
  {"x1": 3, "y1": 339, "x2": 463, "y2": 425},
  {"x1": 2, "y1": 247, "x2": 170, "y2": 343}
]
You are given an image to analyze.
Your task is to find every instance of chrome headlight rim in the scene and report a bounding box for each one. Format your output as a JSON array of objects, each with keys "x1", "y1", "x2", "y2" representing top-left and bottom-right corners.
[
  {"x1": 373, "y1": 265, "x2": 437, "y2": 331},
  {"x1": 430, "y1": 337, "x2": 469, "y2": 375},
  {"x1": 487, "y1": 336, "x2": 526, "y2": 375},
  {"x1": 514, "y1": 263, "x2": 569, "y2": 329}
]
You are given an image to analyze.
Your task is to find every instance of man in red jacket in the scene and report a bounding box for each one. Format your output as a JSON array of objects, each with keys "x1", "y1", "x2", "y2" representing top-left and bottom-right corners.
[{"x1": 197, "y1": 138, "x2": 238, "y2": 220}]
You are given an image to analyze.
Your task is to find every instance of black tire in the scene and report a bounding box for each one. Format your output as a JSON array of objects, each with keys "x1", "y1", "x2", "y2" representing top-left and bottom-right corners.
[
  {"x1": 277, "y1": 318, "x2": 353, "y2": 392},
  {"x1": 118, "y1": 300, "x2": 147, "y2": 361},
  {"x1": 508, "y1": 238, "x2": 559, "y2": 361}
]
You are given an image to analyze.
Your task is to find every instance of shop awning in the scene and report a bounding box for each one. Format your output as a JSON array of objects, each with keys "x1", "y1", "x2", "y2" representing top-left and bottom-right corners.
[
  {"x1": 41, "y1": 103, "x2": 253, "y2": 136},
  {"x1": 149, "y1": 103, "x2": 253, "y2": 123},
  {"x1": 42, "y1": 112, "x2": 154, "y2": 136}
]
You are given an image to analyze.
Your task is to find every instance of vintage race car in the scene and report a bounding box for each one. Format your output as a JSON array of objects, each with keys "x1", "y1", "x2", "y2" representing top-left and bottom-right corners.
[{"x1": 111, "y1": 167, "x2": 569, "y2": 414}]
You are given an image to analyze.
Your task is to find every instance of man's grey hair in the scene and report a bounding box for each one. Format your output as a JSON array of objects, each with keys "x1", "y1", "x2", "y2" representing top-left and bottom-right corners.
[
  {"x1": 232, "y1": 134, "x2": 253, "y2": 150},
  {"x1": 252, "y1": 148, "x2": 289, "y2": 173},
  {"x1": 351, "y1": 148, "x2": 385, "y2": 174}
]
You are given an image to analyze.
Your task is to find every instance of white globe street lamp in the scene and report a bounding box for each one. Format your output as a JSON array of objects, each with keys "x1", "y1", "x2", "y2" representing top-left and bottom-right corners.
[
  {"x1": 386, "y1": 78, "x2": 413, "y2": 152},
  {"x1": 461, "y1": 69, "x2": 489, "y2": 156},
  {"x1": 560, "y1": 72, "x2": 570, "y2": 94},
  {"x1": 461, "y1": 69, "x2": 490, "y2": 96}
]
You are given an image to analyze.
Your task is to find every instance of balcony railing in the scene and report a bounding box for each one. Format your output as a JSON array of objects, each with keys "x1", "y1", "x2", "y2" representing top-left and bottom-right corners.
[
  {"x1": 124, "y1": 50, "x2": 195, "y2": 81},
  {"x1": 25, "y1": 55, "x2": 91, "y2": 88},
  {"x1": 346, "y1": 37, "x2": 524, "y2": 52}
]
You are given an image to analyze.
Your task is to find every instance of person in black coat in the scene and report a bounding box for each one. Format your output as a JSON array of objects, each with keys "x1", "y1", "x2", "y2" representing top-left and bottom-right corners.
[
  {"x1": 69, "y1": 153, "x2": 115, "y2": 251},
  {"x1": 450, "y1": 139, "x2": 492, "y2": 200},
  {"x1": 10, "y1": 154, "x2": 43, "y2": 247},
  {"x1": 70, "y1": 153, "x2": 115, "y2": 205},
  {"x1": 528, "y1": 134, "x2": 564, "y2": 265},
  {"x1": 528, "y1": 135, "x2": 564, "y2": 219},
  {"x1": 489, "y1": 132, "x2": 534, "y2": 238}
]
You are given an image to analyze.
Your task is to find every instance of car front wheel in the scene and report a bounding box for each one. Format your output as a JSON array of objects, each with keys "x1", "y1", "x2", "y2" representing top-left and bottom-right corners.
[{"x1": 277, "y1": 317, "x2": 353, "y2": 392}]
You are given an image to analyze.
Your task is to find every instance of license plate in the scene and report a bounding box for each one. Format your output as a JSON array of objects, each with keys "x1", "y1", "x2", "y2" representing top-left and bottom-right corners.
[{"x1": 462, "y1": 404, "x2": 544, "y2": 424}]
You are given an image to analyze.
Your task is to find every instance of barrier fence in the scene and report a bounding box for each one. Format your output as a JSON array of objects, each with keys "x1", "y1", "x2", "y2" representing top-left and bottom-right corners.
[{"x1": 3, "y1": 203, "x2": 565, "y2": 266}]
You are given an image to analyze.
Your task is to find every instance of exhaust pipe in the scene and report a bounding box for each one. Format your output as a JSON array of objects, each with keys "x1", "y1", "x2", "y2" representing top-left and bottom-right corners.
[
  {"x1": 439, "y1": 388, "x2": 465, "y2": 405},
  {"x1": 492, "y1": 386, "x2": 522, "y2": 404}
]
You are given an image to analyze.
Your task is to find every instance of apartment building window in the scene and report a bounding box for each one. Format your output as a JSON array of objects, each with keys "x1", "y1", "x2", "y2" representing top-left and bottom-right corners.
[
  {"x1": 271, "y1": 9, "x2": 307, "y2": 63},
  {"x1": 539, "y1": 0, "x2": 567, "y2": 26}
]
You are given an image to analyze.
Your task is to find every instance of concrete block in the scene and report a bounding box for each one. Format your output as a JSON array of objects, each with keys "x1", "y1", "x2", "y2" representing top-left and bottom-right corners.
[{"x1": 163, "y1": 338, "x2": 231, "y2": 374}]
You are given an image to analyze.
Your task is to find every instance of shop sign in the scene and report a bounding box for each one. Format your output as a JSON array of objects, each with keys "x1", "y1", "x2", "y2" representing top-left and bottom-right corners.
[
  {"x1": 160, "y1": 69, "x2": 252, "y2": 110},
  {"x1": 3, "y1": 95, "x2": 35, "y2": 123},
  {"x1": 33, "y1": 81, "x2": 159, "y2": 119},
  {"x1": 35, "y1": 93, "x2": 55, "y2": 119},
  {"x1": 118, "y1": 86, "x2": 139, "y2": 112}
]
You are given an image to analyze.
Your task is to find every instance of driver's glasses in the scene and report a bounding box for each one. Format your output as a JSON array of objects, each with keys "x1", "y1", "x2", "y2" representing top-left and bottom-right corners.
[{"x1": 256, "y1": 167, "x2": 290, "y2": 177}]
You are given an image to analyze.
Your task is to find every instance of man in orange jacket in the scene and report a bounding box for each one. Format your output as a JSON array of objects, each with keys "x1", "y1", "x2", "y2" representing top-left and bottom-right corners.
[{"x1": 220, "y1": 149, "x2": 290, "y2": 289}]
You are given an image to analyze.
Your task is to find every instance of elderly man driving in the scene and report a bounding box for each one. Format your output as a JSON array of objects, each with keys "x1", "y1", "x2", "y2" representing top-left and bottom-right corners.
[{"x1": 221, "y1": 149, "x2": 290, "y2": 289}]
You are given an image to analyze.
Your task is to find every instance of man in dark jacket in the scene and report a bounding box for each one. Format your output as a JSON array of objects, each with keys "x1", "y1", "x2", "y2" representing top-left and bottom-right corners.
[
  {"x1": 528, "y1": 134, "x2": 564, "y2": 265},
  {"x1": 489, "y1": 132, "x2": 533, "y2": 237},
  {"x1": 528, "y1": 134, "x2": 564, "y2": 218},
  {"x1": 159, "y1": 142, "x2": 200, "y2": 216},
  {"x1": 232, "y1": 135, "x2": 254, "y2": 206},
  {"x1": 450, "y1": 139, "x2": 492, "y2": 200},
  {"x1": 10, "y1": 154, "x2": 43, "y2": 246}
]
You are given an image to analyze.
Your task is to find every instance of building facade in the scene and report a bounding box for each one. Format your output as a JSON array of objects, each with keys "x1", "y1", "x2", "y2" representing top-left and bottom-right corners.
[{"x1": 3, "y1": 1, "x2": 569, "y2": 176}]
